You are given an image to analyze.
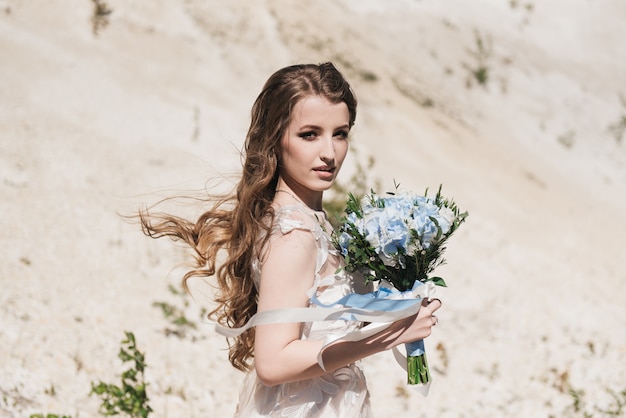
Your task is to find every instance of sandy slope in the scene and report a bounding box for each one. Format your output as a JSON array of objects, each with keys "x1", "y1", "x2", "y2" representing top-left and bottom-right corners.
[{"x1": 1, "y1": 1, "x2": 625, "y2": 417}]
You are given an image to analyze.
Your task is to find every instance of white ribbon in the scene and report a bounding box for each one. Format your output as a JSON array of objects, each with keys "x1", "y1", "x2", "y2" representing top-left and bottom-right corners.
[{"x1": 211, "y1": 281, "x2": 436, "y2": 394}]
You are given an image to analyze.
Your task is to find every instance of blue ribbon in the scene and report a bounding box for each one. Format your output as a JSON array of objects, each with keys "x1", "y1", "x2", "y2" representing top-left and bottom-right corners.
[
  {"x1": 406, "y1": 339, "x2": 426, "y2": 356},
  {"x1": 310, "y1": 281, "x2": 428, "y2": 322}
]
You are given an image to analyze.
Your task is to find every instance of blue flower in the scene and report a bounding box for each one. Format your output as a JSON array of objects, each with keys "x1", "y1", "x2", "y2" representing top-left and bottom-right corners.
[
  {"x1": 338, "y1": 231, "x2": 351, "y2": 256},
  {"x1": 335, "y1": 185, "x2": 466, "y2": 294}
]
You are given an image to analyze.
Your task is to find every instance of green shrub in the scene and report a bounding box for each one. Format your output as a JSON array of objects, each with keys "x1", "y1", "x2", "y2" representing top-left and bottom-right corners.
[{"x1": 90, "y1": 332, "x2": 152, "y2": 418}]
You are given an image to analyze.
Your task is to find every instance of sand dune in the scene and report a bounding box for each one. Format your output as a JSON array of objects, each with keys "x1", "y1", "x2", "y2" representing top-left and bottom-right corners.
[{"x1": 1, "y1": 1, "x2": 625, "y2": 417}]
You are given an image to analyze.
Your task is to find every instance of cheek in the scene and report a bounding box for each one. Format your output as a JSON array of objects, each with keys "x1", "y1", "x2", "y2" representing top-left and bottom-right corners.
[
  {"x1": 336, "y1": 142, "x2": 349, "y2": 164},
  {"x1": 279, "y1": 138, "x2": 296, "y2": 164},
  {"x1": 283, "y1": 148, "x2": 303, "y2": 165}
]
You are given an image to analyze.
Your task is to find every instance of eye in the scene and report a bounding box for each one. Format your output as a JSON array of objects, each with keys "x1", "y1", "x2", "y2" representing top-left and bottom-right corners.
[
  {"x1": 334, "y1": 130, "x2": 349, "y2": 140},
  {"x1": 298, "y1": 131, "x2": 318, "y2": 140}
]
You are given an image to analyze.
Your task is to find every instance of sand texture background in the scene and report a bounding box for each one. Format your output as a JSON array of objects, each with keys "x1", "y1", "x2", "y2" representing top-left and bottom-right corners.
[{"x1": 1, "y1": 1, "x2": 625, "y2": 417}]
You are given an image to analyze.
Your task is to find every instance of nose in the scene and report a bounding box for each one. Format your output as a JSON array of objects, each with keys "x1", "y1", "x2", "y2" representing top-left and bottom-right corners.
[{"x1": 319, "y1": 135, "x2": 336, "y2": 163}]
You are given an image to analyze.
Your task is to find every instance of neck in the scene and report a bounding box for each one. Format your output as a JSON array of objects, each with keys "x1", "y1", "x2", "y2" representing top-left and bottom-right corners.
[{"x1": 275, "y1": 179, "x2": 323, "y2": 211}]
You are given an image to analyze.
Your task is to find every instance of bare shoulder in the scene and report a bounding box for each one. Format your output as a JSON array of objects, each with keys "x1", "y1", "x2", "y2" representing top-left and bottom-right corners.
[
  {"x1": 265, "y1": 224, "x2": 317, "y2": 266},
  {"x1": 258, "y1": 215, "x2": 319, "y2": 311}
]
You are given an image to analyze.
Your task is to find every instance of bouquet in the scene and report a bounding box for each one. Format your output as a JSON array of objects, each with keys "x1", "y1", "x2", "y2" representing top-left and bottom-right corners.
[{"x1": 334, "y1": 184, "x2": 467, "y2": 386}]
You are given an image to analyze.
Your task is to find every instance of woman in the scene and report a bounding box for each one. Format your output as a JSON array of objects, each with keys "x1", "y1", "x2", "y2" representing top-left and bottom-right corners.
[{"x1": 140, "y1": 62, "x2": 441, "y2": 417}]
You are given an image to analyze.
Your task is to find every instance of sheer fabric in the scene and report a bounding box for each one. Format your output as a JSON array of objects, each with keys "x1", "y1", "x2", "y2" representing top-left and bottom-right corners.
[{"x1": 233, "y1": 204, "x2": 372, "y2": 417}]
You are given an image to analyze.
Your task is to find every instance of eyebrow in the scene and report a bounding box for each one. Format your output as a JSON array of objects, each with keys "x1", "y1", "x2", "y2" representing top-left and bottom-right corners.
[{"x1": 297, "y1": 124, "x2": 350, "y2": 131}]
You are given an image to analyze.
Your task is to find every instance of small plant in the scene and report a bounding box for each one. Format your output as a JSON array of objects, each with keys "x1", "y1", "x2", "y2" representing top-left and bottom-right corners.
[
  {"x1": 90, "y1": 332, "x2": 152, "y2": 418},
  {"x1": 152, "y1": 284, "x2": 198, "y2": 338},
  {"x1": 462, "y1": 29, "x2": 493, "y2": 88},
  {"x1": 29, "y1": 415, "x2": 72, "y2": 418},
  {"x1": 567, "y1": 387, "x2": 587, "y2": 415},
  {"x1": 509, "y1": 0, "x2": 534, "y2": 25},
  {"x1": 392, "y1": 77, "x2": 435, "y2": 108},
  {"x1": 152, "y1": 301, "x2": 197, "y2": 337},
  {"x1": 331, "y1": 55, "x2": 379, "y2": 83},
  {"x1": 562, "y1": 385, "x2": 625, "y2": 417},
  {"x1": 558, "y1": 130, "x2": 576, "y2": 148},
  {"x1": 435, "y1": 341, "x2": 449, "y2": 372},
  {"x1": 599, "y1": 388, "x2": 626, "y2": 416},
  {"x1": 91, "y1": 0, "x2": 112, "y2": 36},
  {"x1": 44, "y1": 385, "x2": 56, "y2": 397},
  {"x1": 551, "y1": 368, "x2": 626, "y2": 417}
]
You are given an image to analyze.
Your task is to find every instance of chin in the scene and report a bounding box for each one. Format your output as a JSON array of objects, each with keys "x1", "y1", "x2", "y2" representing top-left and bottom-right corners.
[{"x1": 317, "y1": 181, "x2": 336, "y2": 192}]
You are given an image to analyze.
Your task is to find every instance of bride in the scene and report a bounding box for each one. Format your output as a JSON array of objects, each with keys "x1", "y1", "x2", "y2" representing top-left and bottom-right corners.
[{"x1": 139, "y1": 62, "x2": 442, "y2": 417}]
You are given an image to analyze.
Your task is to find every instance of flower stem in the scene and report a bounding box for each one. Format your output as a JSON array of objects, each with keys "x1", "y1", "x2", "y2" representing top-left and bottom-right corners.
[{"x1": 407, "y1": 353, "x2": 431, "y2": 385}]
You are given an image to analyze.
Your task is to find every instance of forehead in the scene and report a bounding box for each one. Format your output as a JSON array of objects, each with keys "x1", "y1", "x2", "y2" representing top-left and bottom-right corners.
[{"x1": 289, "y1": 95, "x2": 349, "y2": 127}]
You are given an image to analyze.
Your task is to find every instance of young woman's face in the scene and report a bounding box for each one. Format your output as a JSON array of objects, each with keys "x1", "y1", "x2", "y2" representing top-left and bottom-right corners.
[{"x1": 279, "y1": 95, "x2": 350, "y2": 198}]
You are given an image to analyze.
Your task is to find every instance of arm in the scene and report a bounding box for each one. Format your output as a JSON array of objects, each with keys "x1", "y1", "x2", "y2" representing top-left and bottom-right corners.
[{"x1": 254, "y1": 227, "x2": 441, "y2": 386}]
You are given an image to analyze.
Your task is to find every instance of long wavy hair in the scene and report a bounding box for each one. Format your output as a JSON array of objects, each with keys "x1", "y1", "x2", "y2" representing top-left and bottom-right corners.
[{"x1": 139, "y1": 62, "x2": 357, "y2": 371}]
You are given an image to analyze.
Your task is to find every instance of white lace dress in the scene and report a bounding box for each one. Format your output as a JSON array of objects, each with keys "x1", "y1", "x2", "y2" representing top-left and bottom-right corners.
[{"x1": 233, "y1": 204, "x2": 373, "y2": 417}]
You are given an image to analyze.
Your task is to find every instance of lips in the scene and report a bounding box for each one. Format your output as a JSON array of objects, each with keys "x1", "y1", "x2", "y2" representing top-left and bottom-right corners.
[
  {"x1": 313, "y1": 166, "x2": 335, "y2": 173},
  {"x1": 314, "y1": 166, "x2": 336, "y2": 180}
]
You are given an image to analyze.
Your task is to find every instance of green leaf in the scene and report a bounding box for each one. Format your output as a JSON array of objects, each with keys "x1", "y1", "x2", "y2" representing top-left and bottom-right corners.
[{"x1": 429, "y1": 276, "x2": 447, "y2": 287}]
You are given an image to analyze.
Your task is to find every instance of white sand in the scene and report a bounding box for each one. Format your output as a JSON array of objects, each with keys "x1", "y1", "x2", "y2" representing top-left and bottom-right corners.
[{"x1": 1, "y1": 1, "x2": 625, "y2": 417}]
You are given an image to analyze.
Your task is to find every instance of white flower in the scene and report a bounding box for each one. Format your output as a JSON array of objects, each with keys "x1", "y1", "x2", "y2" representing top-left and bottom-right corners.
[{"x1": 437, "y1": 206, "x2": 455, "y2": 235}]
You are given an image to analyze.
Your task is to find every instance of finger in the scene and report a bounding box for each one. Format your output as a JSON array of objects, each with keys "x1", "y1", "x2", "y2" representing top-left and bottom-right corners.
[
  {"x1": 425, "y1": 298, "x2": 442, "y2": 314},
  {"x1": 431, "y1": 315, "x2": 438, "y2": 326}
]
